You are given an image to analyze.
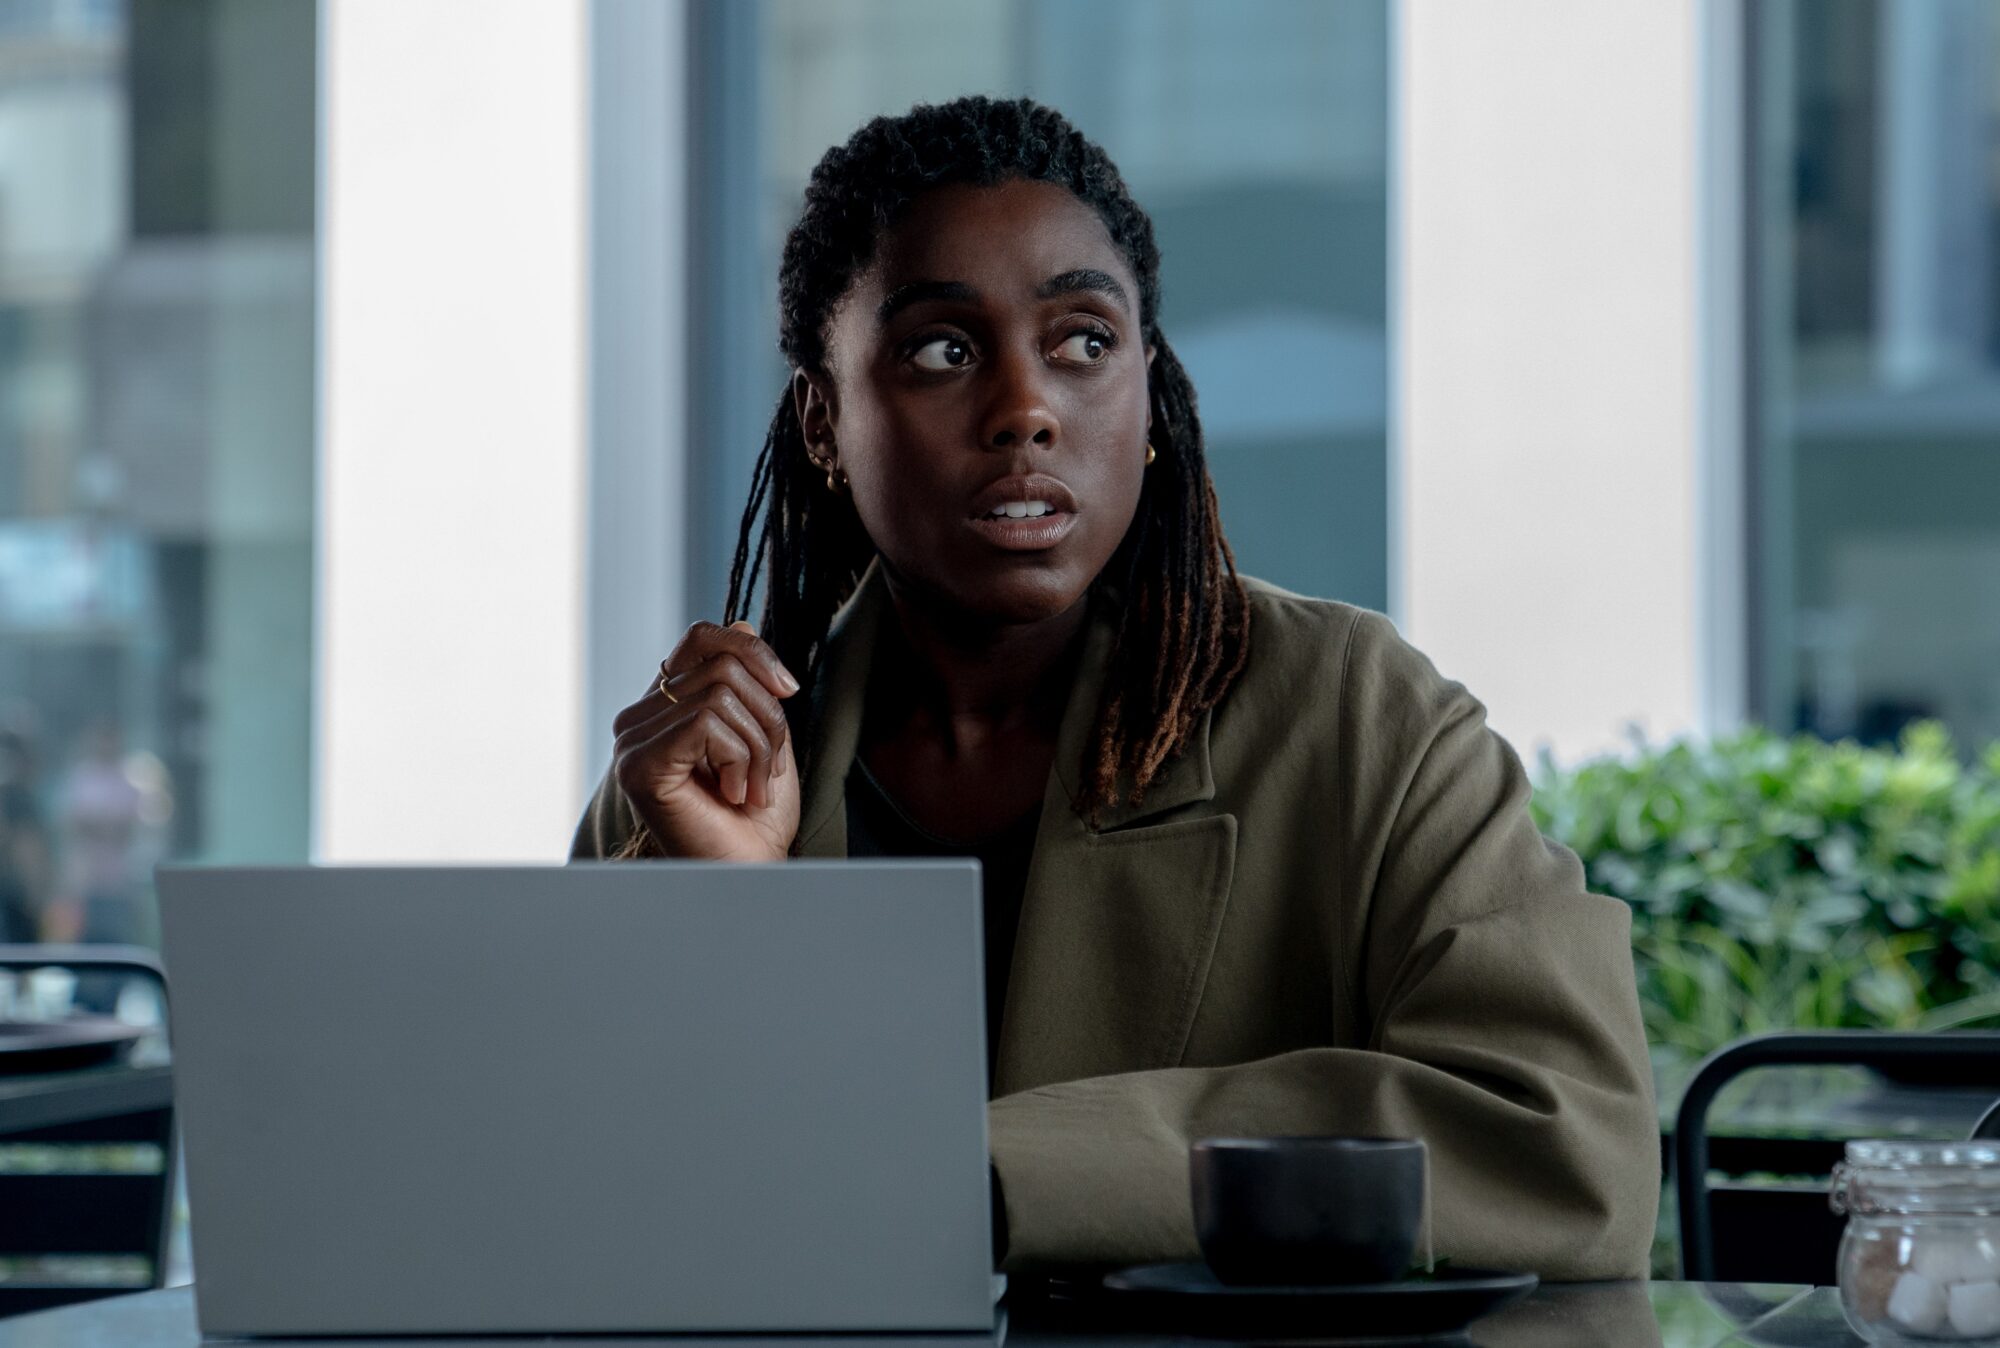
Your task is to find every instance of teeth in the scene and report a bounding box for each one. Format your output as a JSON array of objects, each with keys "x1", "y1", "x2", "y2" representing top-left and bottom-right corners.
[{"x1": 989, "y1": 500, "x2": 1055, "y2": 520}]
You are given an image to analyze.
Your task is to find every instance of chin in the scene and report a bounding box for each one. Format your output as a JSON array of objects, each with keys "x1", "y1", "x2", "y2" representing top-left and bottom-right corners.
[{"x1": 944, "y1": 563, "x2": 1093, "y2": 628}]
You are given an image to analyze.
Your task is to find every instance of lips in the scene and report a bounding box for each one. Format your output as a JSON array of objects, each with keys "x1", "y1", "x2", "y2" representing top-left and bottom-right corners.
[
  {"x1": 968, "y1": 473, "x2": 1079, "y2": 521},
  {"x1": 966, "y1": 473, "x2": 1079, "y2": 553}
]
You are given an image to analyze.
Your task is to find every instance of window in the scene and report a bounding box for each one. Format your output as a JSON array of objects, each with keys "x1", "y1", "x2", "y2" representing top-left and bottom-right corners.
[
  {"x1": 0, "y1": 0, "x2": 314, "y2": 949},
  {"x1": 683, "y1": 0, "x2": 1389, "y2": 621},
  {"x1": 1750, "y1": 0, "x2": 2000, "y2": 750}
]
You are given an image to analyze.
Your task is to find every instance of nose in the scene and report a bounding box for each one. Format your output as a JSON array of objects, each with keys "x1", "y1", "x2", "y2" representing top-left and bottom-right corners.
[{"x1": 980, "y1": 349, "x2": 1060, "y2": 450}]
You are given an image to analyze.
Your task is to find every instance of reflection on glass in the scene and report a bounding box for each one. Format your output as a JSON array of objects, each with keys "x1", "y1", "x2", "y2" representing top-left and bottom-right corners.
[
  {"x1": 0, "y1": 0, "x2": 315, "y2": 953},
  {"x1": 1753, "y1": 0, "x2": 2000, "y2": 752},
  {"x1": 724, "y1": 0, "x2": 1387, "y2": 612},
  {"x1": 1717, "y1": 1287, "x2": 1869, "y2": 1345},
  {"x1": 1467, "y1": 1279, "x2": 1828, "y2": 1348}
]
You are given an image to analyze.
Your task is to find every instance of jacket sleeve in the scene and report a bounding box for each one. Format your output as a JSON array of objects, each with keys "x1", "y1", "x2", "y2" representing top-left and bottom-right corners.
[
  {"x1": 987, "y1": 610, "x2": 1659, "y2": 1281},
  {"x1": 568, "y1": 767, "x2": 642, "y2": 860}
]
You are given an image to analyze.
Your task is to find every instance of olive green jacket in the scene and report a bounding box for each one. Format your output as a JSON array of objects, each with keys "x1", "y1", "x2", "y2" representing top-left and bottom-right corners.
[{"x1": 571, "y1": 566, "x2": 1660, "y2": 1280}]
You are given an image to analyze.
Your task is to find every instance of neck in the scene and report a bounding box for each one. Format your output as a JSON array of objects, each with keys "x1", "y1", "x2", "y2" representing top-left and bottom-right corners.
[{"x1": 872, "y1": 572, "x2": 1090, "y2": 751}]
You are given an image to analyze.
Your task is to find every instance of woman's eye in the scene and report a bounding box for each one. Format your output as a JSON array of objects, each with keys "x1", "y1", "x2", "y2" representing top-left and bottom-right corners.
[
  {"x1": 909, "y1": 337, "x2": 973, "y2": 371},
  {"x1": 1055, "y1": 329, "x2": 1113, "y2": 363}
]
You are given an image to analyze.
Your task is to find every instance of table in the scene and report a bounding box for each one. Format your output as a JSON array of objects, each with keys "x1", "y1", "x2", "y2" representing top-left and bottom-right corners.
[{"x1": 0, "y1": 1280, "x2": 1870, "y2": 1347}]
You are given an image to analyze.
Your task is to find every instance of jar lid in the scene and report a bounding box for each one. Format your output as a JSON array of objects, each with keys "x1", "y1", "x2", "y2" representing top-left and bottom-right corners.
[
  {"x1": 1834, "y1": 1140, "x2": 2000, "y2": 1217},
  {"x1": 1845, "y1": 1140, "x2": 2000, "y2": 1170}
]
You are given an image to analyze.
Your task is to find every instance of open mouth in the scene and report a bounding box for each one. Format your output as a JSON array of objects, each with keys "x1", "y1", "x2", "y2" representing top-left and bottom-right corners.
[
  {"x1": 966, "y1": 475, "x2": 1079, "y2": 552},
  {"x1": 982, "y1": 499, "x2": 1060, "y2": 520},
  {"x1": 967, "y1": 508, "x2": 1075, "y2": 551}
]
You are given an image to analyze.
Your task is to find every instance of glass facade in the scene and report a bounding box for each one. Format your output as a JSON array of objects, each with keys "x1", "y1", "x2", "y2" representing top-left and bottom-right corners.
[
  {"x1": 687, "y1": 0, "x2": 1389, "y2": 620},
  {"x1": 1752, "y1": 0, "x2": 2000, "y2": 751},
  {"x1": 0, "y1": 0, "x2": 314, "y2": 950}
]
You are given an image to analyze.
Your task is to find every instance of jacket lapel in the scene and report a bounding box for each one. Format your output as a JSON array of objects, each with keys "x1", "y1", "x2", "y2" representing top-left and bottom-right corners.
[
  {"x1": 991, "y1": 605, "x2": 1238, "y2": 1095},
  {"x1": 786, "y1": 564, "x2": 1239, "y2": 1095}
]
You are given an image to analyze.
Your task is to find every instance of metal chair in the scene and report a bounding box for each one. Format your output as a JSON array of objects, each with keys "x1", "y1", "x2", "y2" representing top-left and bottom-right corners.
[
  {"x1": 1674, "y1": 1030, "x2": 2000, "y2": 1284},
  {"x1": 1974, "y1": 1097, "x2": 2000, "y2": 1140},
  {"x1": 0, "y1": 945, "x2": 174, "y2": 1318}
]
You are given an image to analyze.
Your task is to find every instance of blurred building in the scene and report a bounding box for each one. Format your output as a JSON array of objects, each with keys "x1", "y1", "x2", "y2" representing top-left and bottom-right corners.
[
  {"x1": 1, "y1": 0, "x2": 1997, "y2": 885},
  {"x1": 0, "y1": 0, "x2": 312, "y2": 944},
  {"x1": 1755, "y1": 0, "x2": 2000, "y2": 750}
]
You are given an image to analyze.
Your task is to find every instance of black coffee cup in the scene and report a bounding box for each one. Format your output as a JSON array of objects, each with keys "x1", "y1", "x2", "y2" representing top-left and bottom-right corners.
[{"x1": 1189, "y1": 1136, "x2": 1427, "y2": 1286}]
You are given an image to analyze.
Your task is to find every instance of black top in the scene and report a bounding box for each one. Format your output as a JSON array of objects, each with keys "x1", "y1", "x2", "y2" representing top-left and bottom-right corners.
[{"x1": 843, "y1": 758, "x2": 1039, "y2": 1088}]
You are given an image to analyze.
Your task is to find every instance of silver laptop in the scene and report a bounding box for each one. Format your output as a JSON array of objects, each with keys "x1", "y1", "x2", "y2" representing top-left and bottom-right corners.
[{"x1": 156, "y1": 862, "x2": 998, "y2": 1339}]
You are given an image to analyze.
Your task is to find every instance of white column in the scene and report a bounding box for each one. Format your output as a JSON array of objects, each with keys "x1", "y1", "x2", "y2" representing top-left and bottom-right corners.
[
  {"x1": 318, "y1": 0, "x2": 590, "y2": 860},
  {"x1": 1394, "y1": 0, "x2": 1707, "y2": 763}
]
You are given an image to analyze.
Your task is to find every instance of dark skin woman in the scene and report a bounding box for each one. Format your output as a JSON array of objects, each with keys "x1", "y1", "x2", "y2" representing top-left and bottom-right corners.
[
  {"x1": 576, "y1": 96, "x2": 1659, "y2": 1282},
  {"x1": 613, "y1": 175, "x2": 1166, "y2": 859}
]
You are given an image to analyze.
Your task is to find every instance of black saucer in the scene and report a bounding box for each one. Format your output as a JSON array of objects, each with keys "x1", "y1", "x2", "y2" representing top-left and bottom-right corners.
[
  {"x1": 1100, "y1": 1261, "x2": 1538, "y2": 1340},
  {"x1": 0, "y1": 1019, "x2": 146, "y2": 1075}
]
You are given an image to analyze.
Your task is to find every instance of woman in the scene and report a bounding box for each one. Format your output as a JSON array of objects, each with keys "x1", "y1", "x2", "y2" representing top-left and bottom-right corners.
[{"x1": 573, "y1": 96, "x2": 1658, "y2": 1280}]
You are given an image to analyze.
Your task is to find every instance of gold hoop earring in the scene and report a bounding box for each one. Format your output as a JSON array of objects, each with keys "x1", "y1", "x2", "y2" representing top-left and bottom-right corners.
[
  {"x1": 811, "y1": 449, "x2": 844, "y2": 492},
  {"x1": 1145, "y1": 442, "x2": 1158, "y2": 466}
]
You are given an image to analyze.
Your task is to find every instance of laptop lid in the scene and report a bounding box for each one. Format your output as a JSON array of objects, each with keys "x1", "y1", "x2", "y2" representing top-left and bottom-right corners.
[{"x1": 156, "y1": 862, "x2": 993, "y2": 1337}]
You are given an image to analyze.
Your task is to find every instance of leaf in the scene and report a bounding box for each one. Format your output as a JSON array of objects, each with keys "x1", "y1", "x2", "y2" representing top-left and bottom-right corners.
[
  {"x1": 1539, "y1": 722, "x2": 2000, "y2": 1061},
  {"x1": 1707, "y1": 879, "x2": 1772, "y2": 923}
]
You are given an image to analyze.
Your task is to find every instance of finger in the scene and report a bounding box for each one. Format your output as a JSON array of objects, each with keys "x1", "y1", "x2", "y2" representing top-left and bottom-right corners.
[
  {"x1": 612, "y1": 696, "x2": 686, "y2": 768},
  {"x1": 689, "y1": 682, "x2": 774, "y2": 809},
  {"x1": 673, "y1": 654, "x2": 789, "y2": 774},
  {"x1": 721, "y1": 621, "x2": 799, "y2": 721},
  {"x1": 613, "y1": 704, "x2": 696, "y2": 801},
  {"x1": 619, "y1": 663, "x2": 787, "y2": 789},
  {"x1": 692, "y1": 709, "x2": 753, "y2": 808},
  {"x1": 613, "y1": 667, "x2": 677, "y2": 737},
  {"x1": 664, "y1": 620, "x2": 800, "y2": 699},
  {"x1": 617, "y1": 621, "x2": 799, "y2": 738},
  {"x1": 614, "y1": 687, "x2": 771, "y2": 808},
  {"x1": 618, "y1": 705, "x2": 755, "y2": 810}
]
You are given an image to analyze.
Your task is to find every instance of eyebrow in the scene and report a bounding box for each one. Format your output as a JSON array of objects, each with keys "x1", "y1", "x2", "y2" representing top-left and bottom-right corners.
[
  {"x1": 874, "y1": 268, "x2": 1132, "y2": 327},
  {"x1": 1039, "y1": 268, "x2": 1130, "y2": 308}
]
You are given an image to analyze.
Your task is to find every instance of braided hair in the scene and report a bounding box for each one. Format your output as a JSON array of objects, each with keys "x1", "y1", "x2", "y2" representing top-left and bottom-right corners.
[{"x1": 730, "y1": 95, "x2": 1249, "y2": 819}]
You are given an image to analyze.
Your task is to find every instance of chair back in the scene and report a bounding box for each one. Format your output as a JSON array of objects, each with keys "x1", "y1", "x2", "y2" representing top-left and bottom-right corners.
[
  {"x1": 0, "y1": 944, "x2": 173, "y2": 1319},
  {"x1": 1675, "y1": 1030, "x2": 2000, "y2": 1283}
]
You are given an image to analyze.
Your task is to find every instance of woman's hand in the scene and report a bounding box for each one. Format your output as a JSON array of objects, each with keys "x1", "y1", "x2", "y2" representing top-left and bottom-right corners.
[{"x1": 611, "y1": 621, "x2": 802, "y2": 861}]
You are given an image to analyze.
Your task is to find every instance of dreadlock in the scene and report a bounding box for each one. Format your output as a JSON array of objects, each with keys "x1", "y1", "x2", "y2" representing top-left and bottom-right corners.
[{"x1": 728, "y1": 95, "x2": 1249, "y2": 820}]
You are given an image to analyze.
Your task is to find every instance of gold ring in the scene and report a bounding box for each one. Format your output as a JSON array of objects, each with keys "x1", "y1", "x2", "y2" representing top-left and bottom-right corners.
[{"x1": 658, "y1": 672, "x2": 678, "y2": 704}]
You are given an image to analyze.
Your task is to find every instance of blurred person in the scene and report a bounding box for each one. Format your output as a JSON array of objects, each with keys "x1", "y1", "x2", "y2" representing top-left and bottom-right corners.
[
  {"x1": 573, "y1": 97, "x2": 1657, "y2": 1280},
  {"x1": 51, "y1": 719, "x2": 172, "y2": 949}
]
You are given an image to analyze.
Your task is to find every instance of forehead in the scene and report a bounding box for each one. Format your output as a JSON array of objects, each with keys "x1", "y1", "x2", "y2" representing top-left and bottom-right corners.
[{"x1": 855, "y1": 178, "x2": 1135, "y2": 309}]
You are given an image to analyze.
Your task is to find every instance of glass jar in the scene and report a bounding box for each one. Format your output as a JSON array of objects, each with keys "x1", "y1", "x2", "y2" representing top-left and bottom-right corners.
[{"x1": 1834, "y1": 1140, "x2": 2000, "y2": 1345}]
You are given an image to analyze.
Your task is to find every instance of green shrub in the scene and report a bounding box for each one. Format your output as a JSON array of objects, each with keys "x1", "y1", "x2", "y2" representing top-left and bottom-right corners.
[{"x1": 1530, "y1": 722, "x2": 2000, "y2": 1085}]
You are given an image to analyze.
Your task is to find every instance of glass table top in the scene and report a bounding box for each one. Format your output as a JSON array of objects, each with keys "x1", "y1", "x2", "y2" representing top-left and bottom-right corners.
[{"x1": 0, "y1": 1280, "x2": 1868, "y2": 1348}]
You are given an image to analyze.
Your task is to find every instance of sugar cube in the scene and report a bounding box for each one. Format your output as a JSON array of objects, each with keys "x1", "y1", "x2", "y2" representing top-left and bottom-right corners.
[
  {"x1": 1916, "y1": 1235, "x2": 2000, "y2": 1285},
  {"x1": 1950, "y1": 1280, "x2": 2000, "y2": 1338},
  {"x1": 1889, "y1": 1271, "x2": 1948, "y2": 1334}
]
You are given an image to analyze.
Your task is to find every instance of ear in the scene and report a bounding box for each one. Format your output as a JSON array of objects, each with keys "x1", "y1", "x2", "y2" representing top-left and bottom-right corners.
[{"x1": 792, "y1": 368, "x2": 838, "y2": 459}]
